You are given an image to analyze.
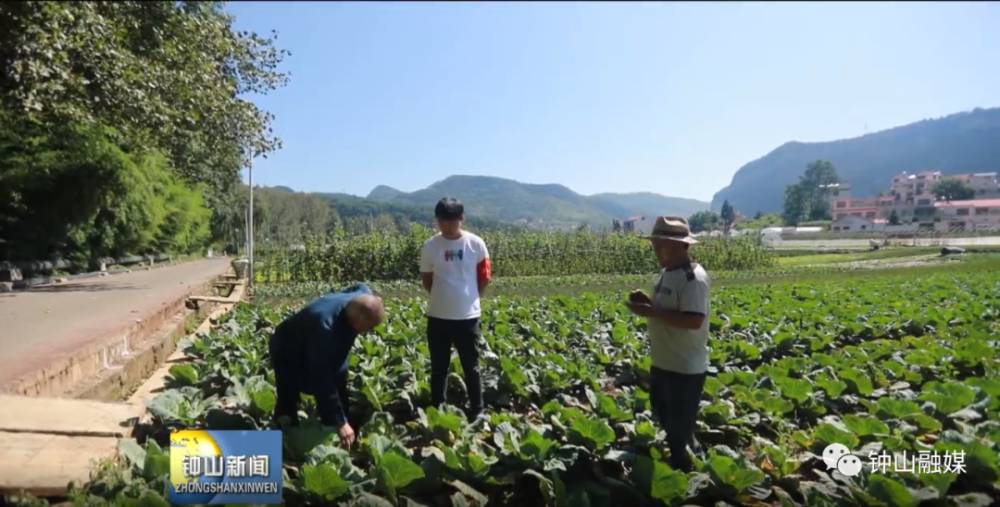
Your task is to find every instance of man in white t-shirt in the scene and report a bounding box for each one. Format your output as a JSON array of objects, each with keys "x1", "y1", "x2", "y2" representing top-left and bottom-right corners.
[
  {"x1": 419, "y1": 197, "x2": 492, "y2": 419},
  {"x1": 625, "y1": 216, "x2": 710, "y2": 472}
]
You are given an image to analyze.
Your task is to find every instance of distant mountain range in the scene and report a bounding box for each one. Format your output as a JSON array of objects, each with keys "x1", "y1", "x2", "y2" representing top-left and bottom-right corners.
[
  {"x1": 711, "y1": 107, "x2": 1000, "y2": 214},
  {"x1": 277, "y1": 107, "x2": 1000, "y2": 227},
  {"x1": 363, "y1": 175, "x2": 710, "y2": 225}
]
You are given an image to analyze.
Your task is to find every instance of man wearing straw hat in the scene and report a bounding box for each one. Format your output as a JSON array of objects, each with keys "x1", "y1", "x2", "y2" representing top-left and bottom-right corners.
[{"x1": 625, "y1": 216, "x2": 710, "y2": 472}]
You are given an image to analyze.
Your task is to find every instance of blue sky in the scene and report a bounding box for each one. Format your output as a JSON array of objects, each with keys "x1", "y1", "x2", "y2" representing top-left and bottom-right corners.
[{"x1": 231, "y1": 1, "x2": 1000, "y2": 203}]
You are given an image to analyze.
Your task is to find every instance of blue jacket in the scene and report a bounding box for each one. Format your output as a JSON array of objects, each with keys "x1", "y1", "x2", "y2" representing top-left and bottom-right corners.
[{"x1": 272, "y1": 283, "x2": 372, "y2": 426}]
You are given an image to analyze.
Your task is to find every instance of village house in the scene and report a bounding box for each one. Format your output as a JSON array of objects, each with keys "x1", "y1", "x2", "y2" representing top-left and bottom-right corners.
[
  {"x1": 622, "y1": 215, "x2": 655, "y2": 235},
  {"x1": 622, "y1": 207, "x2": 747, "y2": 236},
  {"x1": 826, "y1": 182, "x2": 881, "y2": 221},
  {"x1": 952, "y1": 172, "x2": 1000, "y2": 198},
  {"x1": 830, "y1": 215, "x2": 889, "y2": 232},
  {"x1": 827, "y1": 171, "x2": 1000, "y2": 230},
  {"x1": 933, "y1": 198, "x2": 1000, "y2": 231}
]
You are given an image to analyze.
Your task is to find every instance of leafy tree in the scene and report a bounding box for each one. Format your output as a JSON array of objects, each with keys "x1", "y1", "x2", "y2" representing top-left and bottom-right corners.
[
  {"x1": 888, "y1": 209, "x2": 901, "y2": 226},
  {"x1": 0, "y1": 2, "x2": 288, "y2": 180},
  {"x1": 720, "y1": 200, "x2": 735, "y2": 227},
  {"x1": 687, "y1": 210, "x2": 722, "y2": 233},
  {"x1": 0, "y1": 113, "x2": 212, "y2": 261},
  {"x1": 802, "y1": 160, "x2": 840, "y2": 220},
  {"x1": 930, "y1": 177, "x2": 975, "y2": 201},
  {"x1": 782, "y1": 160, "x2": 840, "y2": 225},
  {"x1": 753, "y1": 211, "x2": 763, "y2": 219},
  {"x1": 233, "y1": 184, "x2": 532, "y2": 251},
  {"x1": 782, "y1": 183, "x2": 807, "y2": 226},
  {"x1": 0, "y1": 1, "x2": 290, "y2": 261},
  {"x1": 248, "y1": 187, "x2": 339, "y2": 245},
  {"x1": 318, "y1": 192, "x2": 517, "y2": 234}
]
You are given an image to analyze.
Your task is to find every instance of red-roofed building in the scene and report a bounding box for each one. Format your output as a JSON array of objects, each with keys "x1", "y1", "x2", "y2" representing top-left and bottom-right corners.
[
  {"x1": 826, "y1": 182, "x2": 883, "y2": 220},
  {"x1": 827, "y1": 171, "x2": 1000, "y2": 231}
]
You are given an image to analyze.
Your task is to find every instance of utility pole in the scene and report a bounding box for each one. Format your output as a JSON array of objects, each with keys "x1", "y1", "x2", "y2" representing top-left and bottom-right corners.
[
  {"x1": 244, "y1": 208, "x2": 249, "y2": 256},
  {"x1": 248, "y1": 159, "x2": 255, "y2": 290}
]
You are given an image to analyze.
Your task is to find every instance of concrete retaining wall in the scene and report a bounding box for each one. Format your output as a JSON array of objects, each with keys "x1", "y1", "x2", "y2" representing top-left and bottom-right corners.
[
  {"x1": 0, "y1": 282, "x2": 245, "y2": 498},
  {"x1": 127, "y1": 283, "x2": 245, "y2": 406},
  {"x1": 67, "y1": 305, "x2": 209, "y2": 401},
  {"x1": 4, "y1": 279, "x2": 227, "y2": 399}
]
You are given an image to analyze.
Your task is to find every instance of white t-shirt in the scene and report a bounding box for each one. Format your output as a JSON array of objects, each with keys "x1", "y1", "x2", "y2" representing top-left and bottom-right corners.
[
  {"x1": 648, "y1": 263, "x2": 711, "y2": 374},
  {"x1": 420, "y1": 232, "x2": 490, "y2": 320}
]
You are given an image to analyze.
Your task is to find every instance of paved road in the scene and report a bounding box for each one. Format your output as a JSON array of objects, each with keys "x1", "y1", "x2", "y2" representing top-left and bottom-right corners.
[
  {"x1": 771, "y1": 236, "x2": 1000, "y2": 249},
  {"x1": 0, "y1": 258, "x2": 231, "y2": 387}
]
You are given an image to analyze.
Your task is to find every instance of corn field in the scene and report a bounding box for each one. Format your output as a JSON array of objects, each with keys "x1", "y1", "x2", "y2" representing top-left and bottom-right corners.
[{"x1": 254, "y1": 225, "x2": 776, "y2": 284}]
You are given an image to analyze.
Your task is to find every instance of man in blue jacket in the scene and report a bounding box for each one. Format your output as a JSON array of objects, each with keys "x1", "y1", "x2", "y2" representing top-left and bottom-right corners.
[{"x1": 268, "y1": 283, "x2": 385, "y2": 448}]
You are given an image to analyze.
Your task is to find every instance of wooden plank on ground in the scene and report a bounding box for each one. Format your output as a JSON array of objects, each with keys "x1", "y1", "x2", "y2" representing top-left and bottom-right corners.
[
  {"x1": 0, "y1": 431, "x2": 118, "y2": 496},
  {"x1": 0, "y1": 395, "x2": 142, "y2": 437}
]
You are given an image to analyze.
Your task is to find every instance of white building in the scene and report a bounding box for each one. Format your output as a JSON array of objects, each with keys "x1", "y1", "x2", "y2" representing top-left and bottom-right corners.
[
  {"x1": 622, "y1": 215, "x2": 655, "y2": 235},
  {"x1": 933, "y1": 198, "x2": 1000, "y2": 230},
  {"x1": 831, "y1": 216, "x2": 888, "y2": 232}
]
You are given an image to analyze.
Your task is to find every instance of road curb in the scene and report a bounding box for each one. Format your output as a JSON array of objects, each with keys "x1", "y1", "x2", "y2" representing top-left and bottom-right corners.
[{"x1": 10, "y1": 257, "x2": 209, "y2": 290}]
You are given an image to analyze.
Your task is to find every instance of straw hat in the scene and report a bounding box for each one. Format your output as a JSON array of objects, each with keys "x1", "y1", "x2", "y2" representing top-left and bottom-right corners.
[{"x1": 643, "y1": 216, "x2": 699, "y2": 244}]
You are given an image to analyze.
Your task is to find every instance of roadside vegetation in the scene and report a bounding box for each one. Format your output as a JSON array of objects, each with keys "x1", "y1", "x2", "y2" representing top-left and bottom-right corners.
[{"x1": 0, "y1": 1, "x2": 288, "y2": 264}]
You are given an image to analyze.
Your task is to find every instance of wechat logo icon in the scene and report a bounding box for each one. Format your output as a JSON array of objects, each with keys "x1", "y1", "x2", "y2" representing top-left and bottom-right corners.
[{"x1": 823, "y1": 443, "x2": 863, "y2": 477}]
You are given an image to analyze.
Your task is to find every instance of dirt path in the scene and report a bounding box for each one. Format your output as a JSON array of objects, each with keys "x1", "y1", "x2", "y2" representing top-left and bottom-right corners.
[{"x1": 0, "y1": 258, "x2": 231, "y2": 387}]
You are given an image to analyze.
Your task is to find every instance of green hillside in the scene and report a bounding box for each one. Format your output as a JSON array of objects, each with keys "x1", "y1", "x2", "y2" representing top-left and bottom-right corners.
[
  {"x1": 254, "y1": 175, "x2": 710, "y2": 240},
  {"x1": 711, "y1": 107, "x2": 1000, "y2": 214},
  {"x1": 590, "y1": 192, "x2": 712, "y2": 220},
  {"x1": 366, "y1": 185, "x2": 405, "y2": 201},
  {"x1": 367, "y1": 175, "x2": 709, "y2": 225},
  {"x1": 316, "y1": 191, "x2": 513, "y2": 231}
]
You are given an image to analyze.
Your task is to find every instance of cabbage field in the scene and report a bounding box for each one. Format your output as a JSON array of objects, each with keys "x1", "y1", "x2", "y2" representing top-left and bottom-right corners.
[{"x1": 62, "y1": 261, "x2": 1000, "y2": 507}]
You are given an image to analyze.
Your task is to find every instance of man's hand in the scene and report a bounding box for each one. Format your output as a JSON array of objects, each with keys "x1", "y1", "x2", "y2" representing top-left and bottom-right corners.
[
  {"x1": 629, "y1": 290, "x2": 651, "y2": 304},
  {"x1": 337, "y1": 423, "x2": 356, "y2": 448},
  {"x1": 625, "y1": 300, "x2": 655, "y2": 318}
]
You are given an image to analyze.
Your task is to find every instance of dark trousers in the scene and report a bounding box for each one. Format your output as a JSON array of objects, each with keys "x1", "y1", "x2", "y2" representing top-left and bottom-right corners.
[
  {"x1": 269, "y1": 335, "x2": 350, "y2": 427},
  {"x1": 427, "y1": 317, "x2": 483, "y2": 417},
  {"x1": 649, "y1": 366, "x2": 707, "y2": 472}
]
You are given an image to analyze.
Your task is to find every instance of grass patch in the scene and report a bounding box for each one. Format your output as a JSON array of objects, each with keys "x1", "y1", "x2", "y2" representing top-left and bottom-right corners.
[{"x1": 776, "y1": 247, "x2": 942, "y2": 266}]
